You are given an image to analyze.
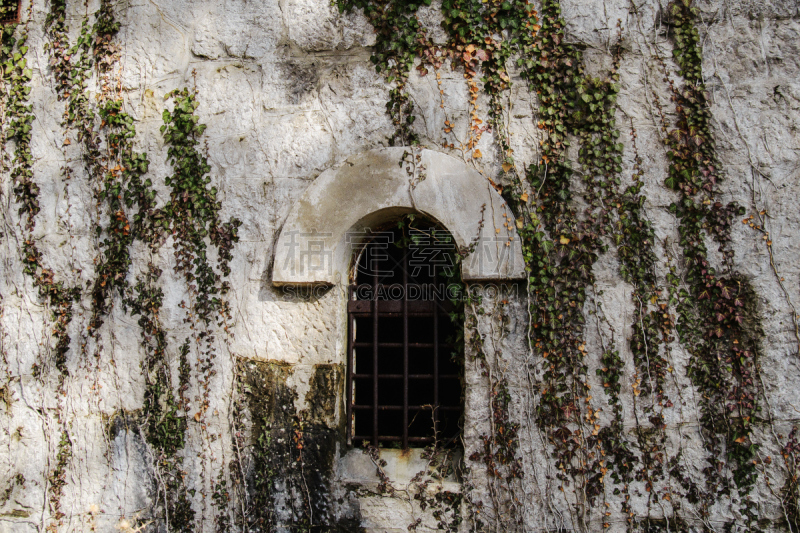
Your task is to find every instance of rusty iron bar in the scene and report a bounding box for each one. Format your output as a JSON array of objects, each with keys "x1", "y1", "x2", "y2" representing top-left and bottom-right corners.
[
  {"x1": 353, "y1": 342, "x2": 453, "y2": 349},
  {"x1": 353, "y1": 435, "x2": 436, "y2": 443},
  {"x1": 352, "y1": 405, "x2": 461, "y2": 411},
  {"x1": 402, "y1": 250, "x2": 409, "y2": 449},
  {"x1": 0, "y1": 1, "x2": 21, "y2": 24},
  {"x1": 433, "y1": 287, "x2": 440, "y2": 440},
  {"x1": 347, "y1": 285, "x2": 354, "y2": 445},
  {"x1": 353, "y1": 373, "x2": 459, "y2": 379},
  {"x1": 372, "y1": 269, "x2": 379, "y2": 447}
]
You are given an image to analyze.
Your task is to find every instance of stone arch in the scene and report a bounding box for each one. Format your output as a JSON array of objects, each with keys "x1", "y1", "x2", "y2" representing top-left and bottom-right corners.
[{"x1": 272, "y1": 147, "x2": 526, "y2": 286}]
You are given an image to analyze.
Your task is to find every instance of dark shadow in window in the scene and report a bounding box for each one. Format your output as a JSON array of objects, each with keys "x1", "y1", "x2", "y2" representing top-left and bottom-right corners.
[{"x1": 347, "y1": 216, "x2": 463, "y2": 449}]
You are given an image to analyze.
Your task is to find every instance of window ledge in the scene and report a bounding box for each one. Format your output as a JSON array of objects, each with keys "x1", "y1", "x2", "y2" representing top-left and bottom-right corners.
[{"x1": 339, "y1": 448, "x2": 462, "y2": 492}]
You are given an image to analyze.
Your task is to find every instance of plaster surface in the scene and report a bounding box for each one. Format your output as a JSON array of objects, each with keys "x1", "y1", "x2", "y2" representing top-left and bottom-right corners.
[
  {"x1": 0, "y1": 0, "x2": 798, "y2": 531},
  {"x1": 272, "y1": 147, "x2": 526, "y2": 285}
]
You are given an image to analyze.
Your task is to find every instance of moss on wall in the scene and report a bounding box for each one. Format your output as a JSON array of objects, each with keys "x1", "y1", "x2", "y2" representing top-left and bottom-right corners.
[{"x1": 237, "y1": 359, "x2": 361, "y2": 531}]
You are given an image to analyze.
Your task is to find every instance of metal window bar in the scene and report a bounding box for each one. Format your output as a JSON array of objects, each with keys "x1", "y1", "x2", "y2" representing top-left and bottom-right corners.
[
  {"x1": 402, "y1": 252, "x2": 409, "y2": 449},
  {"x1": 353, "y1": 342, "x2": 453, "y2": 349},
  {"x1": 347, "y1": 280, "x2": 461, "y2": 448},
  {"x1": 372, "y1": 269, "x2": 379, "y2": 447},
  {"x1": 351, "y1": 405, "x2": 461, "y2": 411},
  {"x1": 0, "y1": 1, "x2": 21, "y2": 24},
  {"x1": 353, "y1": 374, "x2": 460, "y2": 379},
  {"x1": 346, "y1": 285, "x2": 354, "y2": 446},
  {"x1": 433, "y1": 297, "x2": 439, "y2": 440}
]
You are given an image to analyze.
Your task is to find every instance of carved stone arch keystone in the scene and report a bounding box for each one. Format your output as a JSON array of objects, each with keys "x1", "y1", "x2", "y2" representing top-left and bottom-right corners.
[{"x1": 272, "y1": 147, "x2": 526, "y2": 286}]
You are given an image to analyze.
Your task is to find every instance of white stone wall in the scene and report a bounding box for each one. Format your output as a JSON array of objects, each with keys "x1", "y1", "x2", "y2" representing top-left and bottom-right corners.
[{"x1": 0, "y1": 0, "x2": 798, "y2": 531}]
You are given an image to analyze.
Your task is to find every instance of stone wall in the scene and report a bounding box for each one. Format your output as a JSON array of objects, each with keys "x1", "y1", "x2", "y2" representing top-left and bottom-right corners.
[{"x1": 0, "y1": 0, "x2": 798, "y2": 531}]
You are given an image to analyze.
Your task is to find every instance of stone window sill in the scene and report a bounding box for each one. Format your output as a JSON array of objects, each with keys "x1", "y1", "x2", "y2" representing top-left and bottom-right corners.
[{"x1": 338, "y1": 447, "x2": 462, "y2": 493}]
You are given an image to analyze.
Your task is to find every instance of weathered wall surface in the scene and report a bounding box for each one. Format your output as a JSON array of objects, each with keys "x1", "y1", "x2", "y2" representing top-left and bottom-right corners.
[{"x1": 0, "y1": 0, "x2": 798, "y2": 531}]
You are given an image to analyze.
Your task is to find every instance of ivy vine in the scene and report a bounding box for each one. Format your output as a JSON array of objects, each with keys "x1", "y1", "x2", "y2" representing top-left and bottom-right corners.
[
  {"x1": 3, "y1": 2, "x2": 242, "y2": 529},
  {"x1": 0, "y1": 0, "x2": 784, "y2": 530},
  {"x1": 160, "y1": 88, "x2": 241, "y2": 327},
  {"x1": 334, "y1": 0, "x2": 775, "y2": 529},
  {"x1": 662, "y1": 1, "x2": 762, "y2": 521}
]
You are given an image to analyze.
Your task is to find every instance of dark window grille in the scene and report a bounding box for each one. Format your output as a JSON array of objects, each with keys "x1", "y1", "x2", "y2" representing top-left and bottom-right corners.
[
  {"x1": 347, "y1": 222, "x2": 463, "y2": 449},
  {"x1": 0, "y1": 0, "x2": 21, "y2": 25}
]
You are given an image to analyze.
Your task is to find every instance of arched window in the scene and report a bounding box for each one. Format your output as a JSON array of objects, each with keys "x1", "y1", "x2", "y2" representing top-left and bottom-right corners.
[
  {"x1": 346, "y1": 218, "x2": 463, "y2": 449},
  {"x1": 271, "y1": 147, "x2": 527, "y2": 463}
]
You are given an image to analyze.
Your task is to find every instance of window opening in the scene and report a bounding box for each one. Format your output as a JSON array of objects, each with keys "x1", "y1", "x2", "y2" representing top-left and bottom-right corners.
[
  {"x1": 347, "y1": 218, "x2": 463, "y2": 449},
  {"x1": 0, "y1": 0, "x2": 20, "y2": 24}
]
